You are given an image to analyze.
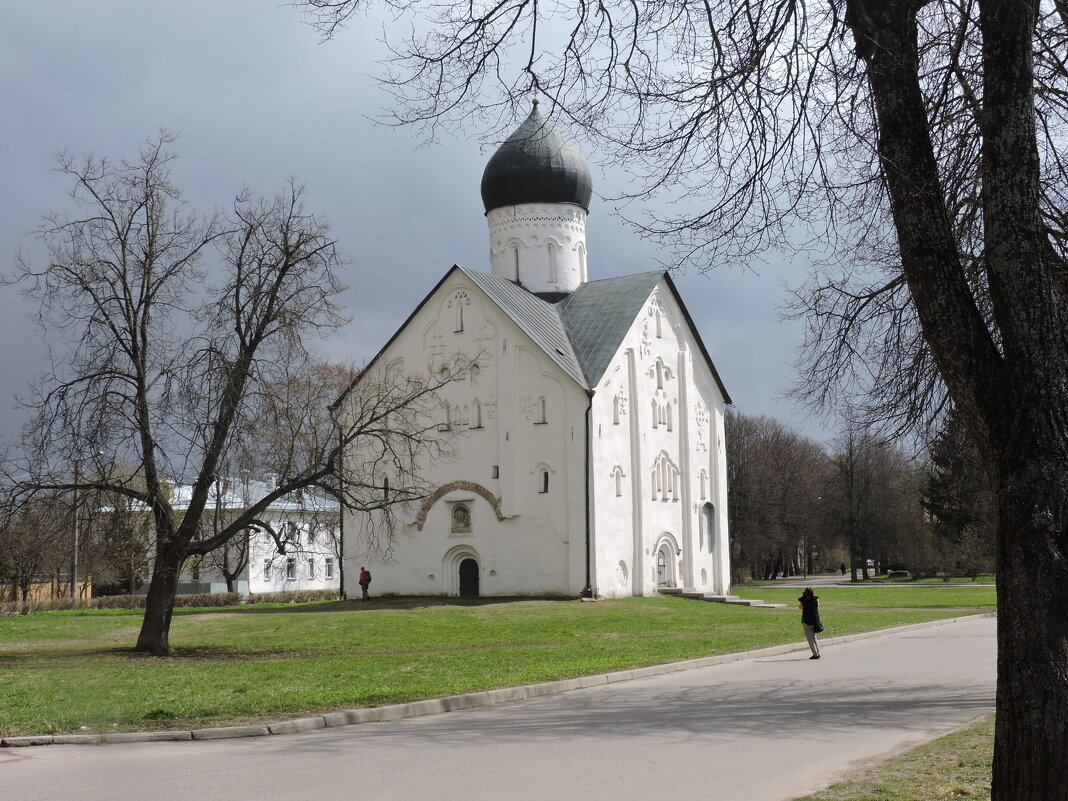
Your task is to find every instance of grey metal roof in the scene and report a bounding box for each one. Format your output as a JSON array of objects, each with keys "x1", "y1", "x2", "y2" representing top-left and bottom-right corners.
[
  {"x1": 459, "y1": 266, "x2": 587, "y2": 387},
  {"x1": 480, "y1": 101, "x2": 593, "y2": 213},
  {"x1": 558, "y1": 271, "x2": 665, "y2": 386},
  {"x1": 335, "y1": 263, "x2": 730, "y2": 405}
]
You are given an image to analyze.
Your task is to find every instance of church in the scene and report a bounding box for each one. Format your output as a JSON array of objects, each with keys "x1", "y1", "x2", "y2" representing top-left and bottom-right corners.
[{"x1": 338, "y1": 102, "x2": 732, "y2": 599}]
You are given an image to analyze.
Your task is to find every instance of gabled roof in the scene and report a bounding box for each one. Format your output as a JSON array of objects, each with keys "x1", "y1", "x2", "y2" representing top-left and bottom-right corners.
[
  {"x1": 335, "y1": 264, "x2": 731, "y2": 404},
  {"x1": 458, "y1": 266, "x2": 586, "y2": 386},
  {"x1": 558, "y1": 271, "x2": 665, "y2": 387}
]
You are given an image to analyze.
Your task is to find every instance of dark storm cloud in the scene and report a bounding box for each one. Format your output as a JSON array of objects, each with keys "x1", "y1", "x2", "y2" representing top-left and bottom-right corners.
[{"x1": 0, "y1": 1, "x2": 825, "y2": 446}]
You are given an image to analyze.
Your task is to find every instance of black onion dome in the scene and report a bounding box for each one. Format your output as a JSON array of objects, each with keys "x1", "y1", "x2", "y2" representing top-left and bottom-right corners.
[{"x1": 480, "y1": 101, "x2": 593, "y2": 213}]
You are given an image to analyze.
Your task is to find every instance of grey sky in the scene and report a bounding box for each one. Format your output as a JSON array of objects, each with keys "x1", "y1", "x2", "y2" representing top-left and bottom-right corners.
[{"x1": 0, "y1": 1, "x2": 828, "y2": 447}]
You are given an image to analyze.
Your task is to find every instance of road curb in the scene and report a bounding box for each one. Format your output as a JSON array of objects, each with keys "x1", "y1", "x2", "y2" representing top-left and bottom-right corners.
[{"x1": 0, "y1": 613, "x2": 994, "y2": 748}]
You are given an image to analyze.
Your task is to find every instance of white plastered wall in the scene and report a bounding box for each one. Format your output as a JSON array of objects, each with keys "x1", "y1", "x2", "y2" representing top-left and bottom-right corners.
[
  {"x1": 341, "y1": 271, "x2": 589, "y2": 597},
  {"x1": 589, "y1": 281, "x2": 731, "y2": 597}
]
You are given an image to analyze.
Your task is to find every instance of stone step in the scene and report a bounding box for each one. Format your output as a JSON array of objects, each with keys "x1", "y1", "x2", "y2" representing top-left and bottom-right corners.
[{"x1": 703, "y1": 595, "x2": 741, "y2": 603}]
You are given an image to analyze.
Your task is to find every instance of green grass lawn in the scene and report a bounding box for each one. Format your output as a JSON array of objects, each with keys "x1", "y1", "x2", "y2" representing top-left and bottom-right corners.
[
  {"x1": 793, "y1": 714, "x2": 994, "y2": 801},
  {"x1": 0, "y1": 587, "x2": 995, "y2": 736}
]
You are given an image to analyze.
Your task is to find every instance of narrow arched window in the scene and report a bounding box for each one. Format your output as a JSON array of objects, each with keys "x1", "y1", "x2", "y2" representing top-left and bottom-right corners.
[
  {"x1": 613, "y1": 396, "x2": 621, "y2": 425},
  {"x1": 456, "y1": 301, "x2": 464, "y2": 332},
  {"x1": 666, "y1": 403, "x2": 673, "y2": 432},
  {"x1": 578, "y1": 243, "x2": 587, "y2": 282},
  {"x1": 547, "y1": 243, "x2": 557, "y2": 284},
  {"x1": 512, "y1": 246, "x2": 520, "y2": 280},
  {"x1": 656, "y1": 360, "x2": 664, "y2": 390},
  {"x1": 539, "y1": 468, "x2": 549, "y2": 494},
  {"x1": 472, "y1": 399, "x2": 482, "y2": 428},
  {"x1": 651, "y1": 398, "x2": 659, "y2": 429},
  {"x1": 535, "y1": 396, "x2": 547, "y2": 424},
  {"x1": 655, "y1": 311, "x2": 662, "y2": 338}
]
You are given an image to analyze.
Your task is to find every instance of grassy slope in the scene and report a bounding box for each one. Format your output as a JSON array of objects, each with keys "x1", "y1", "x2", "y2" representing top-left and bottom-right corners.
[{"x1": 0, "y1": 587, "x2": 995, "y2": 736}]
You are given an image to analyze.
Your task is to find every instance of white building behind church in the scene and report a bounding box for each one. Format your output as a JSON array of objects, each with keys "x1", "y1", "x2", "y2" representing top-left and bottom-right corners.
[{"x1": 338, "y1": 102, "x2": 732, "y2": 599}]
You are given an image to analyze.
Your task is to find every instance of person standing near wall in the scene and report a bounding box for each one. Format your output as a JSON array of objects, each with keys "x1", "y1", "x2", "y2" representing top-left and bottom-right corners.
[
  {"x1": 799, "y1": 587, "x2": 822, "y2": 659},
  {"x1": 359, "y1": 567, "x2": 372, "y2": 601}
]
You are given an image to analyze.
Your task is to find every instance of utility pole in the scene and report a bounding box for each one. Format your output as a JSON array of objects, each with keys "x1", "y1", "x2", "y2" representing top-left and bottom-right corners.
[{"x1": 70, "y1": 461, "x2": 79, "y2": 600}]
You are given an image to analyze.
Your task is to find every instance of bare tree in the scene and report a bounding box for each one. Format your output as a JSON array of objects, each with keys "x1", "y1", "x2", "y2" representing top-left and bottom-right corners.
[
  {"x1": 725, "y1": 411, "x2": 829, "y2": 581},
  {"x1": 0, "y1": 491, "x2": 72, "y2": 602},
  {"x1": 300, "y1": 1, "x2": 1068, "y2": 792},
  {"x1": 7, "y1": 134, "x2": 458, "y2": 653}
]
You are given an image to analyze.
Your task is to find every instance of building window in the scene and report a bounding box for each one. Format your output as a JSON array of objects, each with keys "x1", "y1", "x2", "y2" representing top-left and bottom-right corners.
[
  {"x1": 286, "y1": 557, "x2": 296, "y2": 581},
  {"x1": 547, "y1": 242, "x2": 557, "y2": 283},
  {"x1": 471, "y1": 399, "x2": 482, "y2": 428},
  {"x1": 383, "y1": 476, "x2": 390, "y2": 501},
  {"x1": 656, "y1": 359, "x2": 664, "y2": 390},
  {"x1": 491, "y1": 465, "x2": 499, "y2": 479},
  {"x1": 512, "y1": 246, "x2": 520, "y2": 280},
  {"x1": 655, "y1": 310, "x2": 662, "y2": 338},
  {"x1": 470, "y1": 363, "x2": 481, "y2": 384},
  {"x1": 612, "y1": 466, "x2": 625, "y2": 497},
  {"x1": 325, "y1": 557, "x2": 334, "y2": 579},
  {"x1": 308, "y1": 559, "x2": 316, "y2": 580},
  {"x1": 190, "y1": 558, "x2": 200, "y2": 582},
  {"x1": 539, "y1": 468, "x2": 549, "y2": 494},
  {"x1": 651, "y1": 452, "x2": 680, "y2": 503},
  {"x1": 264, "y1": 559, "x2": 271, "y2": 581},
  {"x1": 439, "y1": 401, "x2": 451, "y2": 431},
  {"x1": 535, "y1": 396, "x2": 547, "y2": 424}
]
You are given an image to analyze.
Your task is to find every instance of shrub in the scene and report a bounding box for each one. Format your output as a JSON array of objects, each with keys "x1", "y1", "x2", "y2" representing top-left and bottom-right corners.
[
  {"x1": 246, "y1": 589, "x2": 341, "y2": 605},
  {"x1": 0, "y1": 591, "x2": 244, "y2": 616}
]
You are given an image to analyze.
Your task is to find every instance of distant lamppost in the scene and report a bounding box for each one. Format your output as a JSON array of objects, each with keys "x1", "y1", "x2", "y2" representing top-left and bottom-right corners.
[
  {"x1": 70, "y1": 461, "x2": 80, "y2": 600},
  {"x1": 70, "y1": 451, "x2": 105, "y2": 601}
]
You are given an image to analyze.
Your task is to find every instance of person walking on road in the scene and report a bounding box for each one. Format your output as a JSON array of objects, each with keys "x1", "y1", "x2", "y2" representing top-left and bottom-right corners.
[
  {"x1": 359, "y1": 567, "x2": 372, "y2": 601},
  {"x1": 799, "y1": 587, "x2": 822, "y2": 659}
]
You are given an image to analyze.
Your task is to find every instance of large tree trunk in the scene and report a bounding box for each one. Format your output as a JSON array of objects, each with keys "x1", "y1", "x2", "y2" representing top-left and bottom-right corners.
[
  {"x1": 847, "y1": 0, "x2": 1068, "y2": 795},
  {"x1": 991, "y1": 443, "x2": 1068, "y2": 799},
  {"x1": 135, "y1": 540, "x2": 183, "y2": 654}
]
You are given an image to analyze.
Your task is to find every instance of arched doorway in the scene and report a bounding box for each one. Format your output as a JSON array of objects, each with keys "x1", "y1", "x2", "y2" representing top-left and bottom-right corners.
[
  {"x1": 654, "y1": 532, "x2": 680, "y2": 589},
  {"x1": 459, "y1": 558, "x2": 480, "y2": 597}
]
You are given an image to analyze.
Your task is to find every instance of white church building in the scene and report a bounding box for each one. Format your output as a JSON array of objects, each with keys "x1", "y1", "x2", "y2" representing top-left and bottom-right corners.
[{"x1": 339, "y1": 101, "x2": 732, "y2": 599}]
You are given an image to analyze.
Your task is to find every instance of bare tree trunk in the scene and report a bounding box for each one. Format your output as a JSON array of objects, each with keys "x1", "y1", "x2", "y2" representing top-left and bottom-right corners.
[
  {"x1": 991, "y1": 444, "x2": 1068, "y2": 797},
  {"x1": 135, "y1": 541, "x2": 182, "y2": 654}
]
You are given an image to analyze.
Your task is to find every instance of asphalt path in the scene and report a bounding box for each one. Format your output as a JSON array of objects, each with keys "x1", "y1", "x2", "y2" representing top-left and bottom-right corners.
[{"x1": 1, "y1": 615, "x2": 996, "y2": 801}]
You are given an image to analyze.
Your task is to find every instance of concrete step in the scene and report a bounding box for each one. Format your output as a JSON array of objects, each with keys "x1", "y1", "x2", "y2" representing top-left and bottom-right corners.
[{"x1": 703, "y1": 595, "x2": 741, "y2": 603}]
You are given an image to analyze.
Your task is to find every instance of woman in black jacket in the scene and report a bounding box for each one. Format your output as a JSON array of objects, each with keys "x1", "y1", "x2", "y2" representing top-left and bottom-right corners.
[{"x1": 799, "y1": 587, "x2": 822, "y2": 659}]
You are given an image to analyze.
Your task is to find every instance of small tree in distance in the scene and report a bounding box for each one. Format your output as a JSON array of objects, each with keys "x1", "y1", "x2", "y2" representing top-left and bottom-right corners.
[{"x1": 5, "y1": 133, "x2": 459, "y2": 653}]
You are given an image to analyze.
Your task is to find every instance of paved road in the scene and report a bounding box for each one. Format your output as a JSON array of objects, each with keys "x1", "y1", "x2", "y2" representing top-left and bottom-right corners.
[{"x1": 1, "y1": 616, "x2": 995, "y2": 801}]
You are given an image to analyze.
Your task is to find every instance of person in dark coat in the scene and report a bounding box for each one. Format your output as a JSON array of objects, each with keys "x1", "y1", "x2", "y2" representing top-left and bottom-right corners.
[
  {"x1": 799, "y1": 587, "x2": 822, "y2": 659},
  {"x1": 359, "y1": 567, "x2": 372, "y2": 601}
]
